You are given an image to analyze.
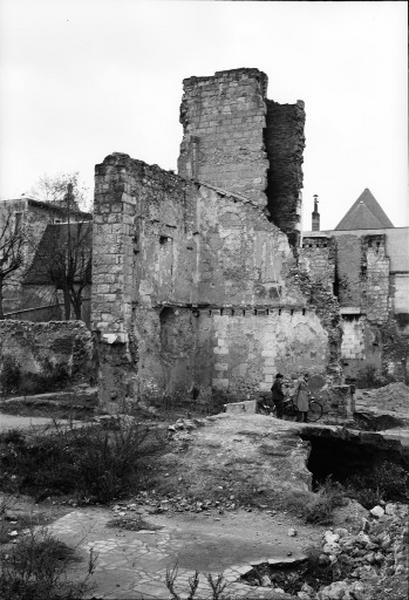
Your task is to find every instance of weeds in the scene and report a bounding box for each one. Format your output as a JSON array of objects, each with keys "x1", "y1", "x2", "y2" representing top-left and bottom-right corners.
[
  {"x1": 0, "y1": 527, "x2": 96, "y2": 600},
  {"x1": 0, "y1": 356, "x2": 70, "y2": 397},
  {"x1": 0, "y1": 419, "x2": 164, "y2": 503},
  {"x1": 165, "y1": 563, "x2": 228, "y2": 600},
  {"x1": 106, "y1": 515, "x2": 162, "y2": 531},
  {"x1": 304, "y1": 478, "x2": 347, "y2": 525},
  {"x1": 343, "y1": 460, "x2": 409, "y2": 508},
  {"x1": 207, "y1": 573, "x2": 228, "y2": 600},
  {"x1": 0, "y1": 356, "x2": 21, "y2": 395}
]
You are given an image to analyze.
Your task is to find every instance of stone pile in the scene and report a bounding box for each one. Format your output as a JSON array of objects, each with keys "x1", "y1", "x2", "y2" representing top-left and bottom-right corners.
[{"x1": 298, "y1": 502, "x2": 408, "y2": 600}]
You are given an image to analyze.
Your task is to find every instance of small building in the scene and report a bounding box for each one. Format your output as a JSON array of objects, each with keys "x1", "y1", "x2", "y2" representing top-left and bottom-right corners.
[
  {"x1": 23, "y1": 221, "x2": 92, "y2": 326},
  {"x1": 0, "y1": 195, "x2": 91, "y2": 320},
  {"x1": 301, "y1": 189, "x2": 409, "y2": 383}
]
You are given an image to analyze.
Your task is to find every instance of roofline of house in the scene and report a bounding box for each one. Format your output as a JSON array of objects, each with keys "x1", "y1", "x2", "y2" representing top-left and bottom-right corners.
[{"x1": 0, "y1": 197, "x2": 92, "y2": 219}]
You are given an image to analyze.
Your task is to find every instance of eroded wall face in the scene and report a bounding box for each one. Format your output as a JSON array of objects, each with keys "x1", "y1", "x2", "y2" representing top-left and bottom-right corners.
[
  {"x1": 300, "y1": 236, "x2": 336, "y2": 290},
  {"x1": 300, "y1": 231, "x2": 404, "y2": 382},
  {"x1": 210, "y1": 309, "x2": 328, "y2": 396},
  {"x1": 0, "y1": 320, "x2": 94, "y2": 394},
  {"x1": 335, "y1": 235, "x2": 363, "y2": 308},
  {"x1": 363, "y1": 235, "x2": 390, "y2": 323},
  {"x1": 177, "y1": 69, "x2": 306, "y2": 250},
  {"x1": 265, "y1": 100, "x2": 305, "y2": 247},
  {"x1": 92, "y1": 154, "x2": 332, "y2": 407},
  {"x1": 178, "y1": 69, "x2": 269, "y2": 207}
]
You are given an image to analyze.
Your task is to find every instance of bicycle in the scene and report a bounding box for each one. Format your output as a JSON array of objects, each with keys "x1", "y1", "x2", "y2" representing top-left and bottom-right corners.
[{"x1": 256, "y1": 395, "x2": 323, "y2": 423}]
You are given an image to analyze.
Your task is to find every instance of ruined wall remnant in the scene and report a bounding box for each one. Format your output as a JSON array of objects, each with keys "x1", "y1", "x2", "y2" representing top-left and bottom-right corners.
[
  {"x1": 92, "y1": 152, "x2": 334, "y2": 408},
  {"x1": 177, "y1": 68, "x2": 305, "y2": 248},
  {"x1": 335, "y1": 235, "x2": 363, "y2": 308},
  {"x1": 300, "y1": 228, "x2": 407, "y2": 383},
  {"x1": 363, "y1": 234, "x2": 390, "y2": 323},
  {"x1": 0, "y1": 320, "x2": 94, "y2": 394},
  {"x1": 300, "y1": 235, "x2": 336, "y2": 291},
  {"x1": 209, "y1": 308, "x2": 328, "y2": 396},
  {"x1": 264, "y1": 100, "x2": 305, "y2": 247},
  {"x1": 178, "y1": 68, "x2": 269, "y2": 207}
]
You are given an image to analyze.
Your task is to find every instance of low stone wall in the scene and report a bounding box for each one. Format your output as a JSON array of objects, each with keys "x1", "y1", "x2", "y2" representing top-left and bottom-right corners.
[{"x1": 0, "y1": 320, "x2": 95, "y2": 395}]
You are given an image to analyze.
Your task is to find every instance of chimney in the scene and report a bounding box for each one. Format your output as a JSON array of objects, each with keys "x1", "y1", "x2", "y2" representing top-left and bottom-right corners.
[{"x1": 312, "y1": 194, "x2": 320, "y2": 231}]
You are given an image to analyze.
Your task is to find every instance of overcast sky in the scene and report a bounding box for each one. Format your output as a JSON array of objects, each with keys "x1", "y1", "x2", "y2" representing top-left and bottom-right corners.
[{"x1": 0, "y1": 0, "x2": 407, "y2": 230}]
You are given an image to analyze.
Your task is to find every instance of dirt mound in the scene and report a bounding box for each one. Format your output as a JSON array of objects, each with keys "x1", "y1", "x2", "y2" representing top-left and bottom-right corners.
[
  {"x1": 154, "y1": 413, "x2": 315, "y2": 512},
  {"x1": 355, "y1": 382, "x2": 409, "y2": 416}
]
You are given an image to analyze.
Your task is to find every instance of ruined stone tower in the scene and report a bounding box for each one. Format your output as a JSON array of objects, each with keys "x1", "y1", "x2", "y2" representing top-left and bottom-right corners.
[{"x1": 177, "y1": 68, "x2": 305, "y2": 248}]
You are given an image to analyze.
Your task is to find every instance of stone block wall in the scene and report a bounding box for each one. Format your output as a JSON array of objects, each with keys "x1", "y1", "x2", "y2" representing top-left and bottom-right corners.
[
  {"x1": 92, "y1": 153, "x2": 334, "y2": 407},
  {"x1": 209, "y1": 308, "x2": 328, "y2": 396},
  {"x1": 265, "y1": 100, "x2": 305, "y2": 248},
  {"x1": 363, "y1": 234, "x2": 390, "y2": 323},
  {"x1": 177, "y1": 68, "x2": 306, "y2": 249},
  {"x1": 0, "y1": 320, "x2": 94, "y2": 394},
  {"x1": 300, "y1": 236, "x2": 336, "y2": 290},
  {"x1": 178, "y1": 68, "x2": 269, "y2": 207},
  {"x1": 340, "y1": 316, "x2": 365, "y2": 360},
  {"x1": 393, "y1": 274, "x2": 409, "y2": 315}
]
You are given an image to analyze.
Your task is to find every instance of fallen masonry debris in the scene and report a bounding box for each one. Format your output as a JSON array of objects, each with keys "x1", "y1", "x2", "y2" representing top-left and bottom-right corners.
[{"x1": 242, "y1": 503, "x2": 409, "y2": 599}]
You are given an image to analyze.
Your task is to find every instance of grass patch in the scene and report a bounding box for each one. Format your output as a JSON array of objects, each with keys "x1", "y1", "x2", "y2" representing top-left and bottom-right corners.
[
  {"x1": 106, "y1": 515, "x2": 162, "y2": 531},
  {"x1": 280, "y1": 478, "x2": 347, "y2": 525},
  {"x1": 0, "y1": 527, "x2": 96, "y2": 600},
  {"x1": 0, "y1": 419, "x2": 165, "y2": 504}
]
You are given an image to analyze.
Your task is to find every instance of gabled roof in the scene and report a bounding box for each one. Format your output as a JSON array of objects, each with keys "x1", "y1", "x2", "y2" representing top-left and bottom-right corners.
[
  {"x1": 24, "y1": 222, "x2": 92, "y2": 286},
  {"x1": 335, "y1": 188, "x2": 394, "y2": 230}
]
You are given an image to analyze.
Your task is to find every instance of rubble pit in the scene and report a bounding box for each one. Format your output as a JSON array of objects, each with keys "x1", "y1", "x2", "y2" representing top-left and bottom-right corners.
[
  {"x1": 241, "y1": 556, "x2": 352, "y2": 596},
  {"x1": 301, "y1": 427, "x2": 409, "y2": 504}
]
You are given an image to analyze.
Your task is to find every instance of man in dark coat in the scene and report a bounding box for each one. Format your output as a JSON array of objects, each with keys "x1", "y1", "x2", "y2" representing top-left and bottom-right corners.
[{"x1": 271, "y1": 373, "x2": 285, "y2": 418}]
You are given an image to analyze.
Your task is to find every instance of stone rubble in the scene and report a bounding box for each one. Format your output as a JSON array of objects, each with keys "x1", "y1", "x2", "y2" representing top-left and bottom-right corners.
[
  {"x1": 310, "y1": 502, "x2": 408, "y2": 599},
  {"x1": 244, "y1": 502, "x2": 408, "y2": 600}
]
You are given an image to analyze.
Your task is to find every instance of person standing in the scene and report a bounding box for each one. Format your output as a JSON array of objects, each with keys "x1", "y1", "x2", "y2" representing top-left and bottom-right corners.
[
  {"x1": 295, "y1": 373, "x2": 311, "y2": 422},
  {"x1": 271, "y1": 373, "x2": 285, "y2": 418}
]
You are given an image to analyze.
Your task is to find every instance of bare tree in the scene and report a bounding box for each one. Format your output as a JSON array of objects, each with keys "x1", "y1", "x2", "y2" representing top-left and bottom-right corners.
[
  {"x1": 24, "y1": 184, "x2": 92, "y2": 321},
  {"x1": 0, "y1": 210, "x2": 26, "y2": 318},
  {"x1": 30, "y1": 172, "x2": 92, "y2": 213},
  {"x1": 47, "y1": 220, "x2": 92, "y2": 320}
]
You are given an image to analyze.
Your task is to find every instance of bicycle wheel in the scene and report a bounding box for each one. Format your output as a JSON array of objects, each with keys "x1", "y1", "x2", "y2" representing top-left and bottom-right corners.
[{"x1": 308, "y1": 400, "x2": 323, "y2": 422}]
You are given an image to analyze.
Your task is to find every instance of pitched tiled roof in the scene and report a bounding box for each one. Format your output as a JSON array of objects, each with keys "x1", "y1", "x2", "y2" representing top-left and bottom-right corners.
[
  {"x1": 335, "y1": 188, "x2": 394, "y2": 230},
  {"x1": 24, "y1": 222, "x2": 92, "y2": 286}
]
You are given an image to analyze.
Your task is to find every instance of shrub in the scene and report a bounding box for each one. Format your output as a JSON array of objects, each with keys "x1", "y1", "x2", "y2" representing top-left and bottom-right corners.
[
  {"x1": 0, "y1": 419, "x2": 164, "y2": 503},
  {"x1": 0, "y1": 356, "x2": 21, "y2": 395},
  {"x1": 17, "y1": 363, "x2": 70, "y2": 396},
  {"x1": 303, "y1": 478, "x2": 347, "y2": 525},
  {"x1": 343, "y1": 460, "x2": 409, "y2": 507},
  {"x1": 0, "y1": 527, "x2": 96, "y2": 600}
]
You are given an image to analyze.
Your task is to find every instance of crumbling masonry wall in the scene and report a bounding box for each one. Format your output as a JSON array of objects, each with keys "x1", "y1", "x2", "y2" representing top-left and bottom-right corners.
[
  {"x1": 300, "y1": 231, "x2": 402, "y2": 382},
  {"x1": 265, "y1": 100, "x2": 305, "y2": 248},
  {"x1": 178, "y1": 69, "x2": 269, "y2": 207},
  {"x1": 177, "y1": 68, "x2": 305, "y2": 246},
  {"x1": 0, "y1": 320, "x2": 94, "y2": 394},
  {"x1": 92, "y1": 153, "x2": 331, "y2": 408}
]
